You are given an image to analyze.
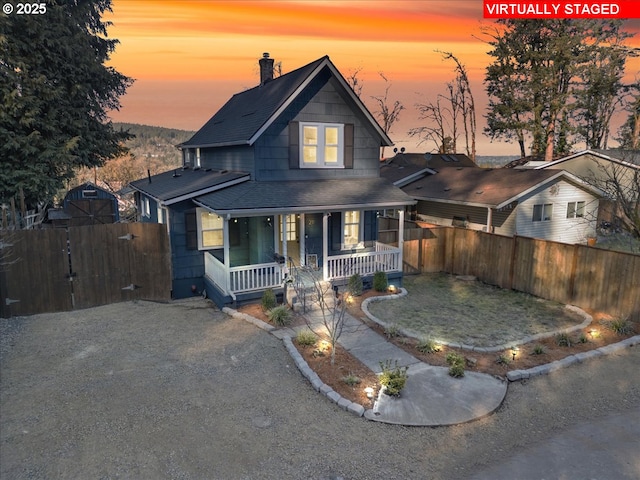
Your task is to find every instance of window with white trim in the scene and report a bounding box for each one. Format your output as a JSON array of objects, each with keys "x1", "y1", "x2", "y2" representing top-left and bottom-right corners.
[
  {"x1": 342, "y1": 210, "x2": 363, "y2": 249},
  {"x1": 196, "y1": 208, "x2": 224, "y2": 249},
  {"x1": 566, "y1": 201, "x2": 585, "y2": 219},
  {"x1": 141, "y1": 196, "x2": 150, "y2": 218},
  {"x1": 280, "y1": 214, "x2": 297, "y2": 242},
  {"x1": 195, "y1": 148, "x2": 201, "y2": 168},
  {"x1": 300, "y1": 122, "x2": 344, "y2": 168},
  {"x1": 532, "y1": 203, "x2": 553, "y2": 222}
]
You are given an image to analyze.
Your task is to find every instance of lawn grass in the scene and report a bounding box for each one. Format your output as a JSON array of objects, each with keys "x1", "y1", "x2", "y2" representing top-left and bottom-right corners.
[{"x1": 367, "y1": 273, "x2": 586, "y2": 347}]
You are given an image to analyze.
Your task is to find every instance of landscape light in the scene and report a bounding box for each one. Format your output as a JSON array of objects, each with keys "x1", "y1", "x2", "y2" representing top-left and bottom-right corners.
[{"x1": 511, "y1": 346, "x2": 519, "y2": 361}]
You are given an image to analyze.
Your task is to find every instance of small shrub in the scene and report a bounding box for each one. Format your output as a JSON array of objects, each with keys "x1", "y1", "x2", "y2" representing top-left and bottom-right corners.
[
  {"x1": 555, "y1": 332, "x2": 572, "y2": 347},
  {"x1": 606, "y1": 317, "x2": 634, "y2": 336},
  {"x1": 342, "y1": 373, "x2": 361, "y2": 386},
  {"x1": 296, "y1": 329, "x2": 317, "y2": 347},
  {"x1": 531, "y1": 344, "x2": 546, "y2": 355},
  {"x1": 446, "y1": 352, "x2": 465, "y2": 367},
  {"x1": 495, "y1": 354, "x2": 511, "y2": 365},
  {"x1": 348, "y1": 273, "x2": 363, "y2": 297},
  {"x1": 578, "y1": 333, "x2": 589, "y2": 344},
  {"x1": 449, "y1": 363, "x2": 465, "y2": 378},
  {"x1": 384, "y1": 323, "x2": 401, "y2": 339},
  {"x1": 373, "y1": 271, "x2": 388, "y2": 292},
  {"x1": 379, "y1": 359, "x2": 409, "y2": 396},
  {"x1": 261, "y1": 288, "x2": 277, "y2": 311},
  {"x1": 416, "y1": 338, "x2": 441, "y2": 354},
  {"x1": 267, "y1": 305, "x2": 292, "y2": 326}
]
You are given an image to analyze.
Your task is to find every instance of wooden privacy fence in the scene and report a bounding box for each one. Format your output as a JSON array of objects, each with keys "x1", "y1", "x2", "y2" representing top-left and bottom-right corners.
[
  {"x1": 0, "y1": 223, "x2": 171, "y2": 318},
  {"x1": 403, "y1": 227, "x2": 640, "y2": 321}
]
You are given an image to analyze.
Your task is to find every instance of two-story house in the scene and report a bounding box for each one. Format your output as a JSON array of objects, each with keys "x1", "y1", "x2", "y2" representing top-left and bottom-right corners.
[{"x1": 130, "y1": 54, "x2": 415, "y2": 306}]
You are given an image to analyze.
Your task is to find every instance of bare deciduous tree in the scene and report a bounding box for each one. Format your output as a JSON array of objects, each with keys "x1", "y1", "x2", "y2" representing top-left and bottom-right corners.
[{"x1": 371, "y1": 72, "x2": 404, "y2": 159}]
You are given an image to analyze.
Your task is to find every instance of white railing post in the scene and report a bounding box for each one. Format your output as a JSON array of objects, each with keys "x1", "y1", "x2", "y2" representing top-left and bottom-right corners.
[{"x1": 322, "y1": 212, "x2": 329, "y2": 281}]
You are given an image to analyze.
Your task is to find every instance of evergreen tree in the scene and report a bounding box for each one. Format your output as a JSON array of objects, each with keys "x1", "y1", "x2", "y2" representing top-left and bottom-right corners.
[
  {"x1": 0, "y1": 0, "x2": 132, "y2": 208},
  {"x1": 483, "y1": 19, "x2": 634, "y2": 160}
]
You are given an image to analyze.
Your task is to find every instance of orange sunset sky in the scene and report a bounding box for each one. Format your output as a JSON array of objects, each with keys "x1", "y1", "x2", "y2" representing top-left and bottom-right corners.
[{"x1": 105, "y1": 0, "x2": 640, "y2": 156}]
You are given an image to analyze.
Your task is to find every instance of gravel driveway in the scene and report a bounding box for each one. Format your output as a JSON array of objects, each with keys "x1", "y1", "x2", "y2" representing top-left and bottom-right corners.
[{"x1": 1, "y1": 298, "x2": 639, "y2": 480}]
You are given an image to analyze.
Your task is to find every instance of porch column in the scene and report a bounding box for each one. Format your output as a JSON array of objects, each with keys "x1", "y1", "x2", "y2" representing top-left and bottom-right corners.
[
  {"x1": 398, "y1": 208, "x2": 405, "y2": 271},
  {"x1": 223, "y1": 215, "x2": 231, "y2": 294},
  {"x1": 281, "y1": 214, "x2": 287, "y2": 261},
  {"x1": 299, "y1": 214, "x2": 305, "y2": 267},
  {"x1": 486, "y1": 207, "x2": 493, "y2": 233},
  {"x1": 322, "y1": 212, "x2": 329, "y2": 280}
]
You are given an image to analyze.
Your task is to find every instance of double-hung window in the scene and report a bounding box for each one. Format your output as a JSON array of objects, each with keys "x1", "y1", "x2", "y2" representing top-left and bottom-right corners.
[
  {"x1": 532, "y1": 203, "x2": 553, "y2": 222},
  {"x1": 197, "y1": 208, "x2": 224, "y2": 250},
  {"x1": 342, "y1": 210, "x2": 363, "y2": 249},
  {"x1": 300, "y1": 123, "x2": 344, "y2": 168},
  {"x1": 566, "y1": 201, "x2": 585, "y2": 219}
]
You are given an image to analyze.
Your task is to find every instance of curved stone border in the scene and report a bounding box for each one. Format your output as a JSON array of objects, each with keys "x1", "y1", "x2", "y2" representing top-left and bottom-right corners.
[
  {"x1": 362, "y1": 290, "x2": 592, "y2": 352},
  {"x1": 361, "y1": 291, "x2": 639, "y2": 382},
  {"x1": 506, "y1": 335, "x2": 640, "y2": 381},
  {"x1": 222, "y1": 306, "x2": 367, "y2": 417}
]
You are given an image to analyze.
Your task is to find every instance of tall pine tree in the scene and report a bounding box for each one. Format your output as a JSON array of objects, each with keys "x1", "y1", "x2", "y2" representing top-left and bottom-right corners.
[{"x1": 0, "y1": 0, "x2": 132, "y2": 209}]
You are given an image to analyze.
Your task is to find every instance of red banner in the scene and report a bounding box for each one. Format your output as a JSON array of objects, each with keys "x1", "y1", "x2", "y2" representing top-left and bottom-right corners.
[{"x1": 483, "y1": 1, "x2": 640, "y2": 18}]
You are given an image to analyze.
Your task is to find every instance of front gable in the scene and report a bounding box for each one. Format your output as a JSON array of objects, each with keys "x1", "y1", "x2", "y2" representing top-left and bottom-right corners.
[{"x1": 180, "y1": 56, "x2": 392, "y2": 181}]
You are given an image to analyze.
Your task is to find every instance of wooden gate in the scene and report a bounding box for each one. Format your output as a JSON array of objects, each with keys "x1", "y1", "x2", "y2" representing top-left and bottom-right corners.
[{"x1": 0, "y1": 223, "x2": 171, "y2": 317}]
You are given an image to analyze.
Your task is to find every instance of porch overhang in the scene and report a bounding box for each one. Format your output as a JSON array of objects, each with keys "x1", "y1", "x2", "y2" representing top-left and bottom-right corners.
[{"x1": 193, "y1": 178, "x2": 416, "y2": 216}]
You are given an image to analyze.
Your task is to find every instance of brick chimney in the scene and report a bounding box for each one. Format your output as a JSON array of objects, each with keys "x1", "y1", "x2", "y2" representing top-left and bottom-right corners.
[{"x1": 259, "y1": 52, "x2": 274, "y2": 85}]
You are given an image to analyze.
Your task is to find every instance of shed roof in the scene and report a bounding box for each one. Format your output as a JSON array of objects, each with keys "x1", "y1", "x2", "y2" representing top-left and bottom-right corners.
[{"x1": 129, "y1": 168, "x2": 250, "y2": 205}]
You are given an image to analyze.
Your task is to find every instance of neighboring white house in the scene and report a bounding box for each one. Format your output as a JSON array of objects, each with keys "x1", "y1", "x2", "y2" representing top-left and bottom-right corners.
[{"x1": 399, "y1": 167, "x2": 603, "y2": 244}]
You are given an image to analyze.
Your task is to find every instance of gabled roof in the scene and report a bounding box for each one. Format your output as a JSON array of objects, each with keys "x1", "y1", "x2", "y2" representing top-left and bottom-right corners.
[
  {"x1": 533, "y1": 149, "x2": 640, "y2": 171},
  {"x1": 129, "y1": 168, "x2": 250, "y2": 206},
  {"x1": 180, "y1": 56, "x2": 392, "y2": 149},
  {"x1": 402, "y1": 167, "x2": 602, "y2": 209},
  {"x1": 194, "y1": 178, "x2": 415, "y2": 215}
]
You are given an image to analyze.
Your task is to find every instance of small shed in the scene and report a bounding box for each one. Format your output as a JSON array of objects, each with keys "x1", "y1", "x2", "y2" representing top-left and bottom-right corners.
[{"x1": 63, "y1": 182, "x2": 119, "y2": 226}]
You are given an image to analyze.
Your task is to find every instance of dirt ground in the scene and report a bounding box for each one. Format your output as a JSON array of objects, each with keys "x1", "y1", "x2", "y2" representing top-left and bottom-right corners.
[{"x1": 1, "y1": 298, "x2": 639, "y2": 480}]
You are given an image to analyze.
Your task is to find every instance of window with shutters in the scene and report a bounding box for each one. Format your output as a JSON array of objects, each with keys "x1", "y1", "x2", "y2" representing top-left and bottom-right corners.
[{"x1": 300, "y1": 122, "x2": 344, "y2": 168}]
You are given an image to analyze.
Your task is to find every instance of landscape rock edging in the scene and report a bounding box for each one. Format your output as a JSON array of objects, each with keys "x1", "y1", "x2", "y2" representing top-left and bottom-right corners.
[{"x1": 223, "y1": 306, "x2": 367, "y2": 417}]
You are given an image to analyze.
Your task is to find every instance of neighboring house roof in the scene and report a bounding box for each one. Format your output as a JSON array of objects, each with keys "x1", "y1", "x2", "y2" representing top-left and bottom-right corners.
[
  {"x1": 129, "y1": 168, "x2": 250, "y2": 206},
  {"x1": 380, "y1": 152, "x2": 476, "y2": 187},
  {"x1": 402, "y1": 167, "x2": 602, "y2": 209},
  {"x1": 194, "y1": 178, "x2": 415, "y2": 215},
  {"x1": 180, "y1": 55, "x2": 393, "y2": 149},
  {"x1": 532, "y1": 149, "x2": 640, "y2": 171},
  {"x1": 503, "y1": 155, "x2": 544, "y2": 169}
]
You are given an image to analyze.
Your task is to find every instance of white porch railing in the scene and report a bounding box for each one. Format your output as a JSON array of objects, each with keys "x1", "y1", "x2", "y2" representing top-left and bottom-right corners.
[
  {"x1": 205, "y1": 252, "x2": 283, "y2": 295},
  {"x1": 327, "y1": 242, "x2": 400, "y2": 280}
]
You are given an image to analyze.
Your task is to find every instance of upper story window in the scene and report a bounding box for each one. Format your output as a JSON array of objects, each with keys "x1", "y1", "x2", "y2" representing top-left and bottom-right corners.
[
  {"x1": 300, "y1": 122, "x2": 344, "y2": 168},
  {"x1": 195, "y1": 148, "x2": 201, "y2": 168},
  {"x1": 532, "y1": 203, "x2": 553, "y2": 222}
]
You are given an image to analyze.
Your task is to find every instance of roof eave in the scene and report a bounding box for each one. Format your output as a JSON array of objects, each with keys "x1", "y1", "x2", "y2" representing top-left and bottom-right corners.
[{"x1": 193, "y1": 200, "x2": 415, "y2": 217}]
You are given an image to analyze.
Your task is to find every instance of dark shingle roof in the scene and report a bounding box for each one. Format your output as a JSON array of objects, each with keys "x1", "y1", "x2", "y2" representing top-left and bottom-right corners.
[
  {"x1": 195, "y1": 178, "x2": 415, "y2": 214},
  {"x1": 130, "y1": 168, "x2": 250, "y2": 204},
  {"x1": 402, "y1": 167, "x2": 590, "y2": 208},
  {"x1": 180, "y1": 55, "x2": 392, "y2": 149},
  {"x1": 180, "y1": 56, "x2": 324, "y2": 148}
]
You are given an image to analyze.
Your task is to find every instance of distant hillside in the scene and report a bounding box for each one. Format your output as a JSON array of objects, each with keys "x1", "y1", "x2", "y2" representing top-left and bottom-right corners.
[
  {"x1": 73, "y1": 123, "x2": 196, "y2": 194},
  {"x1": 114, "y1": 123, "x2": 196, "y2": 168}
]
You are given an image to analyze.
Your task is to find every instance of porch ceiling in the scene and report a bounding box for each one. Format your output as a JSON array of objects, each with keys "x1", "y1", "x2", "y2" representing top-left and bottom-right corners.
[{"x1": 194, "y1": 177, "x2": 415, "y2": 215}]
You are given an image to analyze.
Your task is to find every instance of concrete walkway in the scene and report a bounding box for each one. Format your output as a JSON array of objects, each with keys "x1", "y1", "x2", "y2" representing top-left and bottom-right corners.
[{"x1": 298, "y1": 308, "x2": 508, "y2": 427}]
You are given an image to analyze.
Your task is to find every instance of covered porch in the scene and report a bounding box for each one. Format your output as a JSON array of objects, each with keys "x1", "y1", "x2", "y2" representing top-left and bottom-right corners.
[{"x1": 202, "y1": 209, "x2": 406, "y2": 302}]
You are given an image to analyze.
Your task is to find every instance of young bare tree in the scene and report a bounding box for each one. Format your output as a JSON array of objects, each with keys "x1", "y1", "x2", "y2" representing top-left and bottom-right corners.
[
  {"x1": 345, "y1": 66, "x2": 364, "y2": 98},
  {"x1": 288, "y1": 262, "x2": 362, "y2": 365},
  {"x1": 371, "y1": 72, "x2": 404, "y2": 159}
]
